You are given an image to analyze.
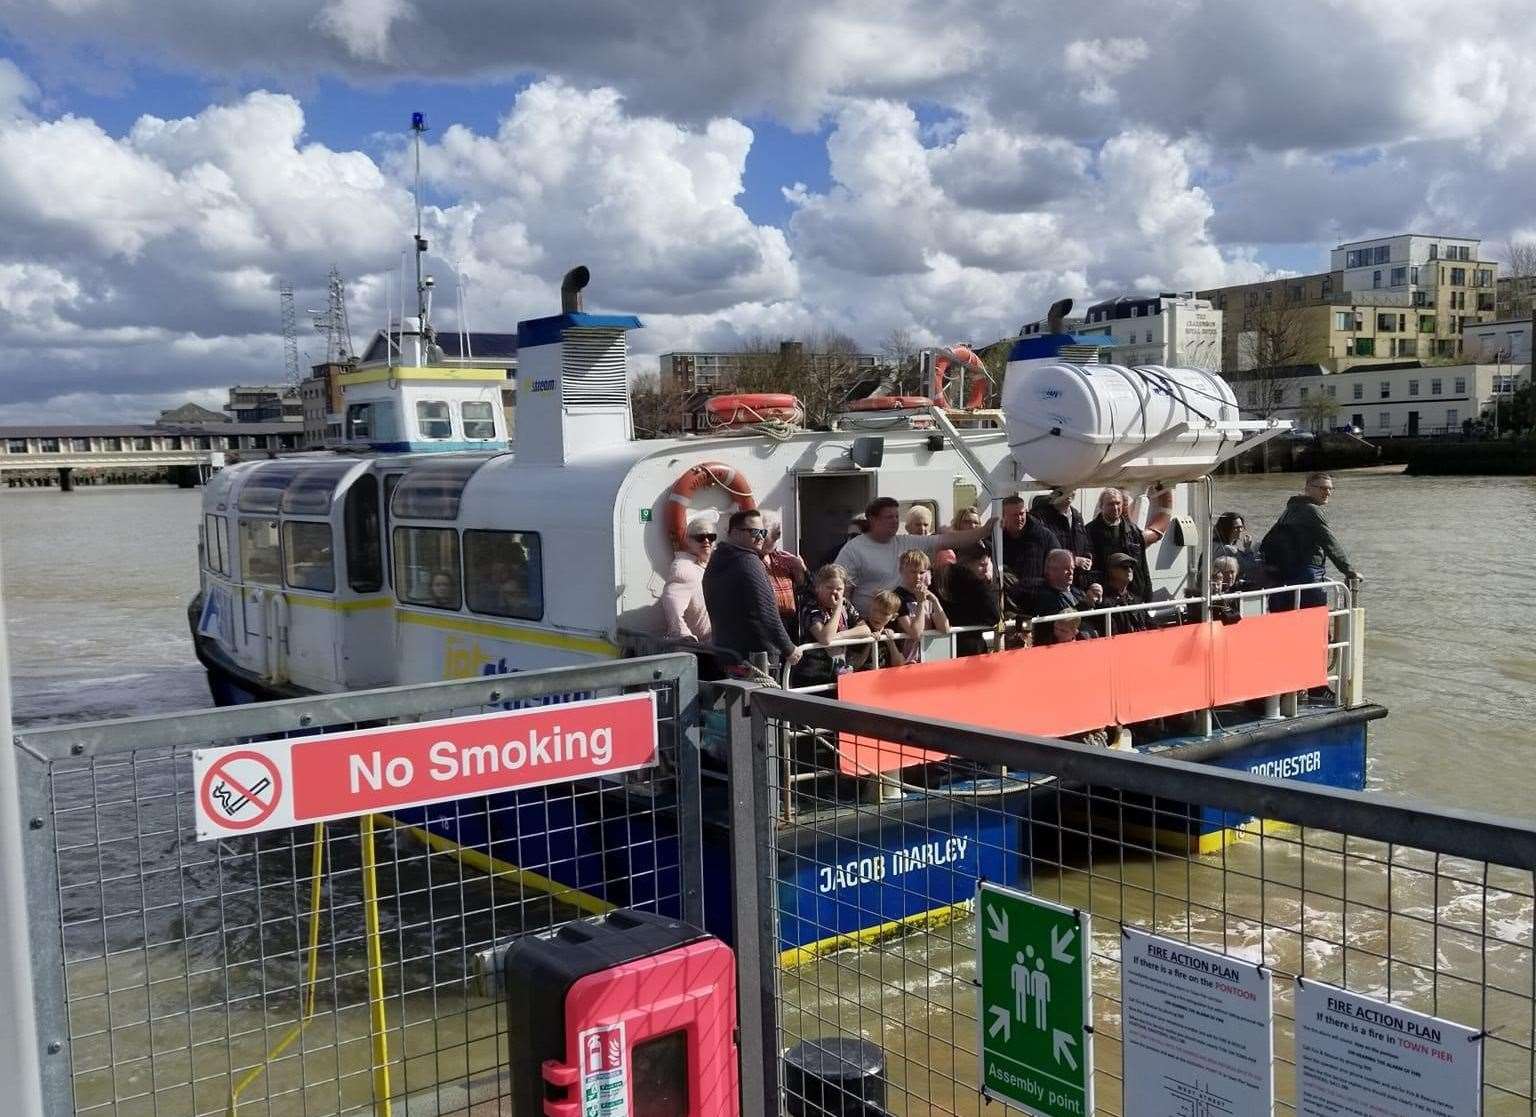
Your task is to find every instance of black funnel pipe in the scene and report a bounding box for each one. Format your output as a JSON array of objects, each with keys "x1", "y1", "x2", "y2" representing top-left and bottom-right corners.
[
  {"x1": 1047, "y1": 297, "x2": 1073, "y2": 334},
  {"x1": 561, "y1": 266, "x2": 590, "y2": 314}
]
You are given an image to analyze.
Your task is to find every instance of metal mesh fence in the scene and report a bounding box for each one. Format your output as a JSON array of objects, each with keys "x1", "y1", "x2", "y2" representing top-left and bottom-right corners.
[
  {"x1": 732, "y1": 687, "x2": 1536, "y2": 1117},
  {"x1": 13, "y1": 655, "x2": 700, "y2": 1117}
]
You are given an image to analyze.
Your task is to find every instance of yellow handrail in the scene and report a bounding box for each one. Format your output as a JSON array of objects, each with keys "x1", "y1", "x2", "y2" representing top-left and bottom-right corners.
[
  {"x1": 359, "y1": 813, "x2": 394, "y2": 1117},
  {"x1": 226, "y1": 822, "x2": 327, "y2": 1117}
]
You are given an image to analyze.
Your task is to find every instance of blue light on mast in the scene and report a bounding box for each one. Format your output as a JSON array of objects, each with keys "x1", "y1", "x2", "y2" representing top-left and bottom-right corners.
[{"x1": 411, "y1": 112, "x2": 426, "y2": 131}]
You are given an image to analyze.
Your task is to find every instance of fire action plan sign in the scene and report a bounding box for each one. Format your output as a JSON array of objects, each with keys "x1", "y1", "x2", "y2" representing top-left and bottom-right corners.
[
  {"x1": 976, "y1": 883, "x2": 1093, "y2": 1117},
  {"x1": 192, "y1": 691, "x2": 658, "y2": 840},
  {"x1": 1119, "y1": 928, "x2": 1273, "y2": 1117},
  {"x1": 1294, "y1": 978, "x2": 1482, "y2": 1116}
]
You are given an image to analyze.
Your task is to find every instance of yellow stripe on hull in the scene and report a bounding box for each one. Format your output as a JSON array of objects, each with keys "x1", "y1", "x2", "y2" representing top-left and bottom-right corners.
[
  {"x1": 389, "y1": 818, "x2": 616, "y2": 916},
  {"x1": 396, "y1": 608, "x2": 620, "y2": 658},
  {"x1": 284, "y1": 594, "x2": 394, "y2": 614},
  {"x1": 779, "y1": 899, "x2": 974, "y2": 969}
]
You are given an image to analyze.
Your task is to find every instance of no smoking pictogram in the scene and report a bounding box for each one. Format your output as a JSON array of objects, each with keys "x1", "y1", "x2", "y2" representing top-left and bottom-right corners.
[{"x1": 198, "y1": 750, "x2": 283, "y2": 833}]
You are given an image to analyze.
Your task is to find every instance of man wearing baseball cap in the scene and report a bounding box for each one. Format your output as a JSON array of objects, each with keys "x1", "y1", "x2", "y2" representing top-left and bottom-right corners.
[{"x1": 1096, "y1": 552, "x2": 1149, "y2": 634}]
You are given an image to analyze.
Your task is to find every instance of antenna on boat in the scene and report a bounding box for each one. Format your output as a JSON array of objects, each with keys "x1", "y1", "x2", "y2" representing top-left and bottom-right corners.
[{"x1": 410, "y1": 111, "x2": 432, "y2": 343}]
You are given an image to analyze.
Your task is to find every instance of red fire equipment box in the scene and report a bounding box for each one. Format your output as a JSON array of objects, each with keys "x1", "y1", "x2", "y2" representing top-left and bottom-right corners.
[{"x1": 504, "y1": 909, "x2": 739, "y2": 1117}]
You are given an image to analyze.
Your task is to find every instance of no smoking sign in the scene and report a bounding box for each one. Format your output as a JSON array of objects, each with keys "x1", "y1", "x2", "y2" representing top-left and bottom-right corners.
[
  {"x1": 198, "y1": 750, "x2": 283, "y2": 833},
  {"x1": 190, "y1": 693, "x2": 658, "y2": 842}
]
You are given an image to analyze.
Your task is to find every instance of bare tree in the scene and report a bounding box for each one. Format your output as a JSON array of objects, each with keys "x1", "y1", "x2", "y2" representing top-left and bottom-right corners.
[
  {"x1": 1498, "y1": 239, "x2": 1536, "y2": 319},
  {"x1": 1298, "y1": 394, "x2": 1340, "y2": 433},
  {"x1": 1233, "y1": 299, "x2": 1308, "y2": 421},
  {"x1": 630, "y1": 372, "x2": 686, "y2": 438},
  {"x1": 733, "y1": 330, "x2": 871, "y2": 429},
  {"x1": 879, "y1": 328, "x2": 924, "y2": 396}
]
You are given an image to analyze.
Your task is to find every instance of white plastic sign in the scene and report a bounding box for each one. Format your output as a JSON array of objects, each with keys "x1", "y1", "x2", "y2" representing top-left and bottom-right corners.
[
  {"x1": 1120, "y1": 928, "x2": 1274, "y2": 1117},
  {"x1": 1294, "y1": 977, "x2": 1481, "y2": 1116}
]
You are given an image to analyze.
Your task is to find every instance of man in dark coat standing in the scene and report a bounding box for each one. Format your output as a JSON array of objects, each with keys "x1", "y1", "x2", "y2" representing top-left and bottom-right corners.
[
  {"x1": 703, "y1": 509, "x2": 802, "y2": 673},
  {"x1": 1032, "y1": 489, "x2": 1093, "y2": 588},
  {"x1": 1263, "y1": 472, "x2": 1360, "y2": 610}
]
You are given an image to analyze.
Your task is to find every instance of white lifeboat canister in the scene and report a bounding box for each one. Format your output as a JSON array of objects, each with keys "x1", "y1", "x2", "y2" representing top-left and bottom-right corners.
[{"x1": 1001, "y1": 360, "x2": 1242, "y2": 487}]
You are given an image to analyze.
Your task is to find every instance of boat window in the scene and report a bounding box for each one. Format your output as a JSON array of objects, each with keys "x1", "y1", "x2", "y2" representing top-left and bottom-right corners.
[
  {"x1": 461, "y1": 400, "x2": 497, "y2": 440},
  {"x1": 239, "y1": 519, "x2": 282, "y2": 585},
  {"x1": 416, "y1": 399, "x2": 453, "y2": 439},
  {"x1": 236, "y1": 462, "x2": 306, "y2": 513},
  {"x1": 390, "y1": 458, "x2": 485, "y2": 520},
  {"x1": 204, "y1": 514, "x2": 228, "y2": 575},
  {"x1": 393, "y1": 527, "x2": 461, "y2": 609},
  {"x1": 280, "y1": 460, "x2": 357, "y2": 516},
  {"x1": 282, "y1": 521, "x2": 335, "y2": 593},
  {"x1": 348, "y1": 402, "x2": 372, "y2": 441},
  {"x1": 464, "y1": 531, "x2": 543, "y2": 621},
  {"x1": 345, "y1": 475, "x2": 384, "y2": 592}
]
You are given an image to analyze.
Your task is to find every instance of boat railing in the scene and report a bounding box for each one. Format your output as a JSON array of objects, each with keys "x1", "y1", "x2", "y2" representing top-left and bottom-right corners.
[{"x1": 770, "y1": 580, "x2": 1361, "y2": 805}]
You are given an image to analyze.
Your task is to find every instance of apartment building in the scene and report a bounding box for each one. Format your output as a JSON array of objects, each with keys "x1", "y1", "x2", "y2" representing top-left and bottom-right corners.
[
  {"x1": 1242, "y1": 362, "x2": 1527, "y2": 437},
  {"x1": 661, "y1": 343, "x2": 881, "y2": 394},
  {"x1": 1073, "y1": 293, "x2": 1222, "y2": 368},
  {"x1": 1198, "y1": 234, "x2": 1500, "y2": 374}
]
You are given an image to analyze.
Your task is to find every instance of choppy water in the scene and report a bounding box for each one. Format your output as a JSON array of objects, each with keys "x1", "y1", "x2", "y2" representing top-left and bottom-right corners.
[{"x1": 3, "y1": 474, "x2": 1534, "y2": 1115}]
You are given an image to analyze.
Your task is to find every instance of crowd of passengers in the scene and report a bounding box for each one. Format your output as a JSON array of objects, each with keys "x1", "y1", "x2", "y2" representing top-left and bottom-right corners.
[{"x1": 661, "y1": 472, "x2": 1359, "y2": 691}]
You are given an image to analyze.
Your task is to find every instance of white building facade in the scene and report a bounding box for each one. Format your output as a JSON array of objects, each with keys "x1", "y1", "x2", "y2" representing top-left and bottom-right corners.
[
  {"x1": 1463, "y1": 317, "x2": 1533, "y2": 363},
  {"x1": 1076, "y1": 293, "x2": 1223, "y2": 368},
  {"x1": 1243, "y1": 361, "x2": 1530, "y2": 438}
]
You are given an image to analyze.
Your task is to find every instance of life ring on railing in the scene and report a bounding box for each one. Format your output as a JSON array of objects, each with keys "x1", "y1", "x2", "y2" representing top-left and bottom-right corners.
[
  {"x1": 934, "y1": 345, "x2": 989, "y2": 410},
  {"x1": 847, "y1": 395, "x2": 933, "y2": 411},
  {"x1": 704, "y1": 393, "x2": 803, "y2": 428},
  {"x1": 665, "y1": 461, "x2": 757, "y2": 548},
  {"x1": 1142, "y1": 482, "x2": 1174, "y2": 541}
]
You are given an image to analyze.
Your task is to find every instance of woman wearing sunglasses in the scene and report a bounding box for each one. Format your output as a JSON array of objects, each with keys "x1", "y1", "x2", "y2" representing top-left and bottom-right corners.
[{"x1": 660, "y1": 513, "x2": 716, "y2": 644}]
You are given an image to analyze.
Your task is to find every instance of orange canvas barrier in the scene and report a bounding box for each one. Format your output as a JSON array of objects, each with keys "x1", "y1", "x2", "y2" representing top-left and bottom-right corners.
[{"x1": 834, "y1": 608, "x2": 1329, "y2": 775}]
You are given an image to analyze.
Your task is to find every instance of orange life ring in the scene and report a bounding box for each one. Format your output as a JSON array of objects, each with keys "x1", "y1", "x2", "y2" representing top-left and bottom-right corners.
[
  {"x1": 934, "y1": 345, "x2": 989, "y2": 409},
  {"x1": 666, "y1": 461, "x2": 757, "y2": 548},
  {"x1": 847, "y1": 395, "x2": 932, "y2": 411},
  {"x1": 704, "y1": 393, "x2": 802, "y2": 427}
]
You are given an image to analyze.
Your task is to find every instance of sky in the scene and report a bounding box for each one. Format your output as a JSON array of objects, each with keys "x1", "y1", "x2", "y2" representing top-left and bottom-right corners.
[{"x1": 0, "y1": 0, "x2": 1534, "y2": 422}]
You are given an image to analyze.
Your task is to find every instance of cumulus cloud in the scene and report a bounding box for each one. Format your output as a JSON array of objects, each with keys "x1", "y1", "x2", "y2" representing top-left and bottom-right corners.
[{"x1": 2, "y1": 1, "x2": 1536, "y2": 418}]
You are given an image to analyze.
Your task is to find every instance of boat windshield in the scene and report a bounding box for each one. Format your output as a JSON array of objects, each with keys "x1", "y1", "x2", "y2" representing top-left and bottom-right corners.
[
  {"x1": 280, "y1": 460, "x2": 360, "y2": 516},
  {"x1": 390, "y1": 458, "x2": 487, "y2": 520},
  {"x1": 236, "y1": 462, "x2": 307, "y2": 514}
]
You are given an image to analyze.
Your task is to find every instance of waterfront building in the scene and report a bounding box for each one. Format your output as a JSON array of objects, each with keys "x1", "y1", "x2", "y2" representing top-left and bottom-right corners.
[
  {"x1": 224, "y1": 385, "x2": 303, "y2": 424},
  {"x1": 1199, "y1": 234, "x2": 1500, "y2": 374},
  {"x1": 1463, "y1": 317, "x2": 1534, "y2": 364},
  {"x1": 1238, "y1": 361, "x2": 1530, "y2": 437},
  {"x1": 299, "y1": 362, "x2": 347, "y2": 449},
  {"x1": 1073, "y1": 293, "x2": 1223, "y2": 368}
]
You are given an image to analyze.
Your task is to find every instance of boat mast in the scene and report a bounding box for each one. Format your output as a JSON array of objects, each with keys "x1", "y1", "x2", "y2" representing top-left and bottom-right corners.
[{"x1": 410, "y1": 112, "x2": 432, "y2": 348}]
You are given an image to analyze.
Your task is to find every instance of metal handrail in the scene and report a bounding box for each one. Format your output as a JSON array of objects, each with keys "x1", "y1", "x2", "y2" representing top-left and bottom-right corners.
[{"x1": 780, "y1": 621, "x2": 1014, "y2": 689}]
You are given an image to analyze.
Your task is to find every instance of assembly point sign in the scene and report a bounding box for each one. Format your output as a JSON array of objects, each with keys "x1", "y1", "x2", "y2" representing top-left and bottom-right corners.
[
  {"x1": 976, "y1": 882, "x2": 1093, "y2": 1117},
  {"x1": 192, "y1": 691, "x2": 658, "y2": 841}
]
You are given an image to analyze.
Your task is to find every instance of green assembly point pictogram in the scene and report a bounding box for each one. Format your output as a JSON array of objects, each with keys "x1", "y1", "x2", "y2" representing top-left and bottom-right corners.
[{"x1": 976, "y1": 883, "x2": 1093, "y2": 1116}]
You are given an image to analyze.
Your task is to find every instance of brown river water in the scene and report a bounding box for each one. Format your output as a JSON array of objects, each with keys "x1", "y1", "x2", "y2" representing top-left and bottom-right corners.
[{"x1": 2, "y1": 474, "x2": 1533, "y2": 1114}]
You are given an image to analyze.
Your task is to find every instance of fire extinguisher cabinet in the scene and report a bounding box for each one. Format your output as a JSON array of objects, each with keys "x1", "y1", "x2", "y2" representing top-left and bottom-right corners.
[{"x1": 503, "y1": 908, "x2": 739, "y2": 1117}]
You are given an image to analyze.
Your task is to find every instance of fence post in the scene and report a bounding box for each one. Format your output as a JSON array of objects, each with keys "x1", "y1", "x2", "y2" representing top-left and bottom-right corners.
[
  {"x1": 0, "y1": 527, "x2": 47, "y2": 1117},
  {"x1": 723, "y1": 683, "x2": 779, "y2": 1114}
]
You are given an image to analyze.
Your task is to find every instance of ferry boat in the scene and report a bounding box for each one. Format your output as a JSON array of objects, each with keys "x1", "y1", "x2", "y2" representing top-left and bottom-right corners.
[{"x1": 189, "y1": 256, "x2": 1382, "y2": 958}]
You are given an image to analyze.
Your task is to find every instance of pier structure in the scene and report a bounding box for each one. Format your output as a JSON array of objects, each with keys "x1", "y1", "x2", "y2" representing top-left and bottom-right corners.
[{"x1": 0, "y1": 421, "x2": 305, "y2": 489}]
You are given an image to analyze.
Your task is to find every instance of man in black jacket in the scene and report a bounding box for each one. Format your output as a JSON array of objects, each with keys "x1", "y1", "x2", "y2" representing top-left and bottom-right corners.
[
  {"x1": 1032, "y1": 489, "x2": 1093, "y2": 587},
  {"x1": 703, "y1": 510, "x2": 802, "y2": 673},
  {"x1": 1263, "y1": 472, "x2": 1360, "y2": 610},
  {"x1": 999, "y1": 493, "x2": 1056, "y2": 608}
]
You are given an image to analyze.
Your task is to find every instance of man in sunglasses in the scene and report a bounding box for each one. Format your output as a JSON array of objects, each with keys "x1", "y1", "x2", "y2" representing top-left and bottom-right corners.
[
  {"x1": 703, "y1": 509, "x2": 802, "y2": 674},
  {"x1": 661, "y1": 514, "x2": 716, "y2": 644}
]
